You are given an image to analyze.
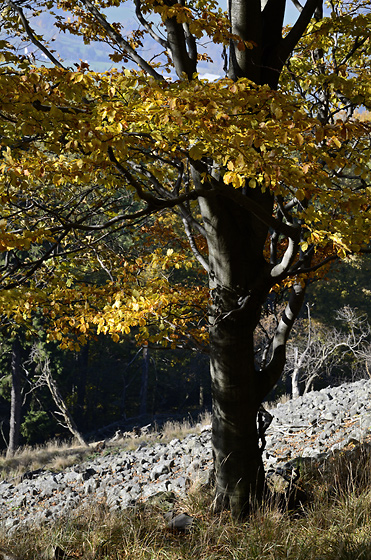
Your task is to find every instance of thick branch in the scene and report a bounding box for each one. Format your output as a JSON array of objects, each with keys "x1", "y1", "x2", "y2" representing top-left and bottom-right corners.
[
  {"x1": 258, "y1": 281, "x2": 306, "y2": 399},
  {"x1": 164, "y1": 16, "x2": 197, "y2": 79},
  {"x1": 281, "y1": 0, "x2": 322, "y2": 61},
  {"x1": 260, "y1": 0, "x2": 286, "y2": 86},
  {"x1": 228, "y1": 0, "x2": 262, "y2": 82},
  {"x1": 290, "y1": 0, "x2": 304, "y2": 11},
  {"x1": 270, "y1": 235, "x2": 300, "y2": 278},
  {"x1": 182, "y1": 22, "x2": 197, "y2": 64},
  {"x1": 134, "y1": 0, "x2": 169, "y2": 50}
]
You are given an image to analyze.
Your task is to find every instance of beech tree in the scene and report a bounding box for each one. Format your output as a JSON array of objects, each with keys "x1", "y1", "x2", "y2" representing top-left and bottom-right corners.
[{"x1": 0, "y1": 0, "x2": 370, "y2": 516}]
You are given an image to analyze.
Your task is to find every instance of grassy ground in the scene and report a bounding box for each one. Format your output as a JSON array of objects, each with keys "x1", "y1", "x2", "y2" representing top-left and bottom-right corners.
[
  {"x1": 1, "y1": 416, "x2": 371, "y2": 559},
  {"x1": 2, "y1": 451, "x2": 371, "y2": 560},
  {"x1": 0, "y1": 413, "x2": 212, "y2": 481}
]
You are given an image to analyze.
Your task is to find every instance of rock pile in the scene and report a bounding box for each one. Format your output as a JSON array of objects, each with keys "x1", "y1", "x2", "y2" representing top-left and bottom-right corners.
[
  {"x1": 264, "y1": 378, "x2": 371, "y2": 470},
  {"x1": 1, "y1": 378, "x2": 371, "y2": 532}
]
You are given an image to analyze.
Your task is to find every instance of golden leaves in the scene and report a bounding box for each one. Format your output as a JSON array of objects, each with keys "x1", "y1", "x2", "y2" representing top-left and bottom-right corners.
[{"x1": 0, "y1": 3, "x2": 370, "y2": 349}]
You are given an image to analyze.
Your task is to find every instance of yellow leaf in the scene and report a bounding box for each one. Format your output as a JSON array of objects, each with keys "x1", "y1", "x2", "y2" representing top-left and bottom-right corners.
[
  {"x1": 189, "y1": 143, "x2": 206, "y2": 160},
  {"x1": 331, "y1": 136, "x2": 342, "y2": 149},
  {"x1": 301, "y1": 242, "x2": 308, "y2": 252},
  {"x1": 296, "y1": 189, "x2": 306, "y2": 200},
  {"x1": 296, "y1": 133, "x2": 304, "y2": 146},
  {"x1": 73, "y1": 73, "x2": 84, "y2": 83}
]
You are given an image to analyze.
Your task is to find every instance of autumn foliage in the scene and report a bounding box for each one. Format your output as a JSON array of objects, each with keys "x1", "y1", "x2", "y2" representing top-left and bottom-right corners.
[{"x1": 0, "y1": 0, "x2": 370, "y2": 514}]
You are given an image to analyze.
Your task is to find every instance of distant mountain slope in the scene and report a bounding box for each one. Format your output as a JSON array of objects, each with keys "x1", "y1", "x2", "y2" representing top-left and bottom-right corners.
[
  {"x1": 11, "y1": 5, "x2": 224, "y2": 76},
  {"x1": 3, "y1": 2, "x2": 298, "y2": 75}
]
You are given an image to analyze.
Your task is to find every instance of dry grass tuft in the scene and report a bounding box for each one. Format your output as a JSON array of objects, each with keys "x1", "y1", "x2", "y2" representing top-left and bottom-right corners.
[
  {"x1": 0, "y1": 439, "x2": 90, "y2": 480},
  {"x1": 160, "y1": 411, "x2": 211, "y2": 442},
  {"x1": 266, "y1": 393, "x2": 291, "y2": 409}
]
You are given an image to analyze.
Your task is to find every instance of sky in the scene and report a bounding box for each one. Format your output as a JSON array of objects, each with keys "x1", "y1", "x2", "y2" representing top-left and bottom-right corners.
[{"x1": 20, "y1": 0, "x2": 302, "y2": 75}]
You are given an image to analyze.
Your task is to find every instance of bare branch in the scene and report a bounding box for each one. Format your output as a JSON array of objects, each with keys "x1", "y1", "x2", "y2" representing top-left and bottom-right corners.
[
  {"x1": 6, "y1": 1, "x2": 67, "y2": 69},
  {"x1": 79, "y1": 0, "x2": 164, "y2": 80},
  {"x1": 290, "y1": 0, "x2": 304, "y2": 12},
  {"x1": 134, "y1": 0, "x2": 169, "y2": 50}
]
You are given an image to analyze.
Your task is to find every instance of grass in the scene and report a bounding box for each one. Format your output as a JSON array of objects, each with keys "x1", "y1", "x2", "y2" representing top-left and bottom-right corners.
[
  {"x1": 1, "y1": 416, "x2": 371, "y2": 559},
  {"x1": 2, "y1": 455, "x2": 371, "y2": 560},
  {"x1": 0, "y1": 412, "x2": 212, "y2": 480}
]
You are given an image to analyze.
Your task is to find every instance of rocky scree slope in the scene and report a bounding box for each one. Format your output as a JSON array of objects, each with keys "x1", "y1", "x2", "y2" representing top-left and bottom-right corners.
[{"x1": 2, "y1": 379, "x2": 371, "y2": 532}]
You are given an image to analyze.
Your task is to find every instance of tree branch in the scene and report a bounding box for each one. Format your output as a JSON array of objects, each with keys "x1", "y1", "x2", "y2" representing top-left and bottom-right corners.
[
  {"x1": 108, "y1": 147, "x2": 203, "y2": 208},
  {"x1": 270, "y1": 235, "x2": 300, "y2": 278},
  {"x1": 181, "y1": 212, "x2": 209, "y2": 272},
  {"x1": 163, "y1": 14, "x2": 197, "y2": 79},
  {"x1": 6, "y1": 0, "x2": 67, "y2": 69},
  {"x1": 258, "y1": 281, "x2": 307, "y2": 399},
  {"x1": 281, "y1": 0, "x2": 322, "y2": 61},
  {"x1": 290, "y1": 0, "x2": 304, "y2": 12},
  {"x1": 134, "y1": 0, "x2": 169, "y2": 50},
  {"x1": 79, "y1": 0, "x2": 164, "y2": 80}
]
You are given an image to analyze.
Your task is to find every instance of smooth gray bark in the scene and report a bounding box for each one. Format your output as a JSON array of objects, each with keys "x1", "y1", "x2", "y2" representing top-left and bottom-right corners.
[
  {"x1": 198, "y1": 193, "x2": 274, "y2": 515},
  {"x1": 6, "y1": 338, "x2": 22, "y2": 458}
]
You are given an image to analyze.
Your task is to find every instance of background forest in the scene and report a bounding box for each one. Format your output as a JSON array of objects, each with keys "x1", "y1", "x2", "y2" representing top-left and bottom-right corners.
[{"x1": 0, "y1": 252, "x2": 370, "y2": 450}]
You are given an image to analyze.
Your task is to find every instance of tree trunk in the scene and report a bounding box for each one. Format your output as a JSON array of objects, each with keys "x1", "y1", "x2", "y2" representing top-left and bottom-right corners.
[
  {"x1": 199, "y1": 193, "x2": 276, "y2": 516},
  {"x1": 139, "y1": 345, "x2": 149, "y2": 416},
  {"x1": 46, "y1": 370, "x2": 88, "y2": 447},
  {"x1": 7, "y1": 338, "x2": 22, "y2": 458},
  {"x1": 291, "y1": 348, "x2": 301, "y2": 399},
  {"x1": 211, "y1": 328, "x2": 266, "y2": 515},
  {"x1": 198, "y1": 187, "x2": 307, "y2": 516},
  {"x1": 159, "y1": 0, "x2": 318, "y2": 518}
]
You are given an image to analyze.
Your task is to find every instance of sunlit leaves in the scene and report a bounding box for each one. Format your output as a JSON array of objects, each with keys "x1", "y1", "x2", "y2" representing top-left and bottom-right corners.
[
  {"x1": 0, "y1": 59, "x2": 370, "y2": 278},
  {"x1": 0, "y1": 0, "x2": 370, "y2": 349}
]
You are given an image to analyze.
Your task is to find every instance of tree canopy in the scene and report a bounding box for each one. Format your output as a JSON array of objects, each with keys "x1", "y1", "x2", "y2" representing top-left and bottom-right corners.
[{"x1": 0, "y1": 0, "x2": 370, "y2": 516}]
